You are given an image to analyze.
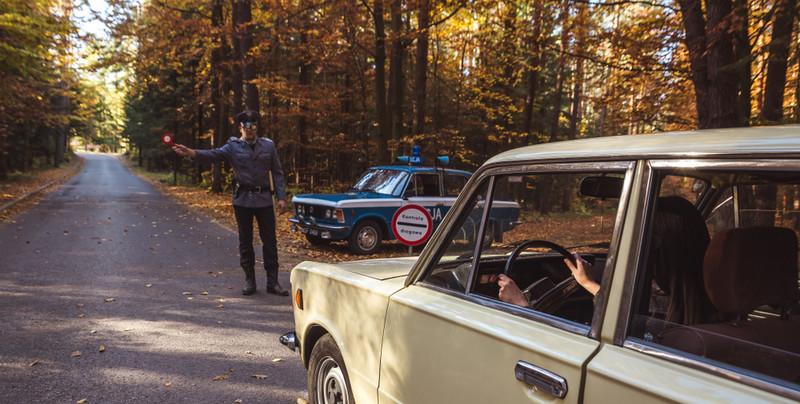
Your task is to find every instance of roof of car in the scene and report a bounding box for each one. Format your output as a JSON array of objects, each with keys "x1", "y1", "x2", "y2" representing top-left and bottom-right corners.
[
  {"x1": 485, "y1": 125, "x2": 800, "y2": 166},
  {"x1": 369, "y1": 165, "x2": 472, "y2": 176}
]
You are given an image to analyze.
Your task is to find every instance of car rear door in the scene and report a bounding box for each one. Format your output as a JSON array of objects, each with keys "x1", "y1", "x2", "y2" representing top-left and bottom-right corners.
[
  {"x1": 403, "y1": 172, "x2": 446, "y2": 226},
  {"x1": 583, "y1": 159, "x2": 800, "y2": 403}
]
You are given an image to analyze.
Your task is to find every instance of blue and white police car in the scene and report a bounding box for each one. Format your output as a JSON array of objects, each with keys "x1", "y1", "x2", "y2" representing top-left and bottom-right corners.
[{"x1": 290, "y1": 151, "x2": 519, "y2": 254}]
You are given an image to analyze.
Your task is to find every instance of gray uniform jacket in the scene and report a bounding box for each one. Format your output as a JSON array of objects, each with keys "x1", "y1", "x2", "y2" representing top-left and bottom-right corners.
[{"x1": 194, "y1": 136, "x2": 286, "y2": 208}]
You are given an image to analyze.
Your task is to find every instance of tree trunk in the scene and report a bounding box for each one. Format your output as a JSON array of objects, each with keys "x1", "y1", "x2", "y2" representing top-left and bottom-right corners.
[
  {"x1": 412, "y1": 0, "x2": 429, "y2": 137},
  {"x1": 55, "y1": 80, "x2": 69, "y2": 167},
  {"x1": 679, "y1": 0, "x2": 740, "y2": 129},
  {"x1": 760, "y1": 0, "x2": 796, "y2": 121},
  {"x1": 237, "y1": 0, "x2": 259, "y2": 112},
  {"x1": 522, "y1": 0, "x2": 543, "y2": 140},
  {"x1": 210, "y1": 0, "x2": 224, "y2": 193},
  {"x1": 705, "y1": 0, "x2": 739, "y2": 128},
  {"x1": 298, "y1": 12, "x2": 311, "y2": 184},
  {"x1": 231, "y1": 0, "x2": 243, "y2": 115},
  {"x1": 677, "y1": 0, "x2": 711, "y2": 127},
  {"x1": 373, "y1": 0, "x2": 389, "y2": 163},
  {"x1": 733, "y1": 0, "x2": 751, "y2": 126},
  {"x1": 549, "y1": 0, "x2": 570, "y2": 141},
  {"x1": 388, "y1": 0, "x2": 404, "y2": 156},
  {"x1": 569, "y1": 2, "x2": 587, "y2": 140}
]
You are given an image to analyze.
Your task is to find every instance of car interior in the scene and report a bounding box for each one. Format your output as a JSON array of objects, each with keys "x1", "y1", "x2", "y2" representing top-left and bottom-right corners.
[{"x1": 630, "y1": 170, "x2": 800, "y2": 386}]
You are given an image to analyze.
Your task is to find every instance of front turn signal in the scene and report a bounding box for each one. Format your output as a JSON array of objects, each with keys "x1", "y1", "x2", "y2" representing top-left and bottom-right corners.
[{"x1": 295, "y1": 288, "x2": 304, "y2": 310}]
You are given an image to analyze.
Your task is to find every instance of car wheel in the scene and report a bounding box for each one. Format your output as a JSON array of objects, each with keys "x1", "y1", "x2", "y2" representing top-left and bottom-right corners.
[
  {"x1": 305, "y1": 234, "x2": 331, "y2": 246},
  {"x1": 308, "y1": 334, "x2": 354, "y2": 404},
  {"x1": 348, "y1": 220, "x2": 382, "y2": 255}
]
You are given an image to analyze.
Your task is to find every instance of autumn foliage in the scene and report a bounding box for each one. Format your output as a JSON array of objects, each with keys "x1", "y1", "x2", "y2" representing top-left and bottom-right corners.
[{"x1": 3, "y1": 0, "x2": 800, "y2": 196}]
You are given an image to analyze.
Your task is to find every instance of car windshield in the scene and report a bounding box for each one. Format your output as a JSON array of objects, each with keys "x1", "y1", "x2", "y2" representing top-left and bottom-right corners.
[{"x1": 351, "y1": 169, "x2": 410, "y2": 196}]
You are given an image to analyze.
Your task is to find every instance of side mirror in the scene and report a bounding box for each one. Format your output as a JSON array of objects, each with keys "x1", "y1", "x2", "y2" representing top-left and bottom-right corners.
[{"x1": 580, "y1": 176, "x2": 623, "y2": 199}]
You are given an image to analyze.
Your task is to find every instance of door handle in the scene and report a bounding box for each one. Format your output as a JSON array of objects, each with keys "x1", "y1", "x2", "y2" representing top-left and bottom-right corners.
[{"x1": 514, "y1": 361, "x2": 568, "y2": 398}]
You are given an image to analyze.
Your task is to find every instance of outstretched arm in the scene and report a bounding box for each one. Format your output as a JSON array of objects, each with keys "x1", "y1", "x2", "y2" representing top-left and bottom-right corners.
[{"x1": 171, "y1": 144, "x2": 197, "y2": 159}]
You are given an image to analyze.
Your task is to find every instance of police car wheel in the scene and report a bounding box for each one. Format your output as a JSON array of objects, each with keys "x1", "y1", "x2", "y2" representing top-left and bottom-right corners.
[
  {"x1": 348, "y1": 220, "x2": 382, "y2": 255},
  {"x1": 305, "y1": 234, "x2": 331, "y2": 246}
]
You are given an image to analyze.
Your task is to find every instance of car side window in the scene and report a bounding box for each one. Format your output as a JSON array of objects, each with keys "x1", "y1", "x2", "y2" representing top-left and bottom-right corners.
[
  {"x1": 405, "y1": 173, "x2": 441, "y2": 197},
  {"x1": 627, "y1": 168, "x2": 800, "y2": 388},
  {"x1": 423, "y1": 167, "x2": 628, "y2": 328}
]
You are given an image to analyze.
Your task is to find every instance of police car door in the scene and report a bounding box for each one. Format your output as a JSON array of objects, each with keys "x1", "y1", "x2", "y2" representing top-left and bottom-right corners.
[{"x1": 403, "y1": 173, "x2": 446, "y2": 226}]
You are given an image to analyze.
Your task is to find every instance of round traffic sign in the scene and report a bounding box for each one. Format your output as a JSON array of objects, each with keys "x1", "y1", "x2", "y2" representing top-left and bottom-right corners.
[
  {"x1": 392, "y1": 204, "x2": 433, "y2": 246},
  {"x1": 161, "y1": 133, "x2": 174, "y2": 145}
]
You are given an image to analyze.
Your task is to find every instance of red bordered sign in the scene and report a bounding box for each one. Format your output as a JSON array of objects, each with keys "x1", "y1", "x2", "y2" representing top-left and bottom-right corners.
[
  {"x1": 392, "y1": 204, "x2": 433, "y2": 246},
  {"x1": 161, "y1": 133, "x2": 175, "y2": 145}
]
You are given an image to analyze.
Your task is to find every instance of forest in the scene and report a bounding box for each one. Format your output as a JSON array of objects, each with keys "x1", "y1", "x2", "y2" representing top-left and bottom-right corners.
[{"x1": 1, "y1": 0, "x2": 799, "y2": 194}]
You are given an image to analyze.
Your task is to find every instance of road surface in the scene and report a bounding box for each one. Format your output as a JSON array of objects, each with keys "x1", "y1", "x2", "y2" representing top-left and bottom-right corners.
[{"x1": 0, "y1": 153, "x2": 308, "y2": 403}]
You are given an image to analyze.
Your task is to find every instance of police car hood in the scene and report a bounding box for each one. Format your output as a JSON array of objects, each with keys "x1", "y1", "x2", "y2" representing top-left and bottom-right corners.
[{"x1": 293, "y1": 192, "x2": 397, "y2": 206}]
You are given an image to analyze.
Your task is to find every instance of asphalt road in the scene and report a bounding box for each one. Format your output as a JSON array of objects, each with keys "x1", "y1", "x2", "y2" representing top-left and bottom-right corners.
[{"x1": 0, "y1": 153, "x2": 308, "y2": 403}]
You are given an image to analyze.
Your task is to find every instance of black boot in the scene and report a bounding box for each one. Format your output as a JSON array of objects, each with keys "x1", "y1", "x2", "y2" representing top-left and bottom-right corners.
[
  {"x1": 266, "y1": 283, "x2": 289, "y2": 296},
  {"x1": 266, "y1": 269, "x2": 289, "y2": 296},
  {"x1": 242, "y1": 267, "x2": 256, "y2": 295}
]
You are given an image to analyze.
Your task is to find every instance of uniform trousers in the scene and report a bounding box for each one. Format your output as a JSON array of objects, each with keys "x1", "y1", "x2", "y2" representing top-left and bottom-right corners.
[{"x1": 233, "y1": 204, "x2": 279, "y2": 286}]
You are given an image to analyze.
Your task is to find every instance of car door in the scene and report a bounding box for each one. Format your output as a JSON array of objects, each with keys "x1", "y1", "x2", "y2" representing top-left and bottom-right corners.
[
  {"x1": 403, "y1": 172, "x2": 446, "y2": 226},
  {"x1": 583, "y1": 159, "x2": 800, "y2": 403},
  {"x1": 378, "y1": 163, "x2": 633, "y2": 403}
]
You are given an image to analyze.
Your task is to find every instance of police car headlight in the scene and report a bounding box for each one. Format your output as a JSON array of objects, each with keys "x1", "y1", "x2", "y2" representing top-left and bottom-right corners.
[
  {"x1": 334, "y1": 209, "x2": 344, "y2": 223},
  {"x1": 325, "y1": 209, "x2": 332, "y2": 219}
]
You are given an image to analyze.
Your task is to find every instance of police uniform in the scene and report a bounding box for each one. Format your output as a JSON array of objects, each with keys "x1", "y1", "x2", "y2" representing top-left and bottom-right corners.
[{"x1": 192, "y1": 110, "x2": 288, "y2": 296}]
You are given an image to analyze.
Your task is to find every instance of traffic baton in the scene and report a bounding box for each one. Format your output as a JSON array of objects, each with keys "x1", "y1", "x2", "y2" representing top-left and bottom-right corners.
[{"x1": 269, "y1": 170, "x2": 278, "y2": 229}]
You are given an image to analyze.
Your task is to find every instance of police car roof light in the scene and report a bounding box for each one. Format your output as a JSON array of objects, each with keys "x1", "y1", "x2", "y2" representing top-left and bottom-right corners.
[{"x1": 436, "y1": 156, "x2": 450, "y2": 166}]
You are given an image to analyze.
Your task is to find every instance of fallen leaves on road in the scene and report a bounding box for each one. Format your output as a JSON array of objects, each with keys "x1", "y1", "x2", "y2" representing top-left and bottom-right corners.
[
  {"x1": 272, "y1": 358, "x2": 283, "y2": 363},
  {"x1": 252, "y1": 374, "x2": 268, "y2": 379},
  {"x1": 77, "y1": 398, "x2": 87, "y2": 403},
  {"x1": 29, "y1": 360, "x2": 39, "y2": 367},
  {"x1": 99, "y1": 345, "x2": 105, "y2": 353},
  {"x1": 71, "y1": 351, "x2": 82, "y2": 357},
  {"x1": 104, "y1": 298, "x2": 115, "y2": 302},
  {"x1": 212, "y1": 375, "x2": 229, "y2": 381}
]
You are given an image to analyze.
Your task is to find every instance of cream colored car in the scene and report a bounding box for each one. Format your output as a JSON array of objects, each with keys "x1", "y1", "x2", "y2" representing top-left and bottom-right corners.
[{"x1": 281, "y1": 126, "x2": 800, "y2": 404}]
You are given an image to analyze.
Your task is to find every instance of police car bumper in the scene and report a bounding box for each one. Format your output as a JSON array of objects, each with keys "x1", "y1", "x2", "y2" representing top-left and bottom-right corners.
[{"x1": 289, "y1": 218, "x2": 350, "y2": 240}]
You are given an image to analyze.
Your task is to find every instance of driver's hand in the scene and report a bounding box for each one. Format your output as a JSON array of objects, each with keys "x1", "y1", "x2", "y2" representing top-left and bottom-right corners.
[
  {"x1": 564, "y1": 252, "x2": 600, "y2": 296},
  {"x1": 497, "y1": 275, "x2": 529, "y2": 307}
]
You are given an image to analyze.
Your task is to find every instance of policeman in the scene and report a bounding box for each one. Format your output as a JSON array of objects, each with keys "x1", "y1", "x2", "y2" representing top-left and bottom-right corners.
[{"x1": 171, "y1": 110, "x2": 289, "y2": 296}]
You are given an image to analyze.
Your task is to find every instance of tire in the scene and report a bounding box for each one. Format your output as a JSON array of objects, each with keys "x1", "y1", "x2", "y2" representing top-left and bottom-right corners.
[
  {"x1": 305, "y1": 234, "x2": 331, "y2": 246},
  {"x1": 308, "y1": 334, "x2": 354, "y2": 404},
  {"x1": 347, "y1": 220, "x2": 382, "y2": 255}
]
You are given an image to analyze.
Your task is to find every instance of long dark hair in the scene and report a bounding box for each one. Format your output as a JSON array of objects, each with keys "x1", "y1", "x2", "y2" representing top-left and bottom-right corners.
[{"x1": 650, "y1": 197, "x2": 722, "y2": 325}]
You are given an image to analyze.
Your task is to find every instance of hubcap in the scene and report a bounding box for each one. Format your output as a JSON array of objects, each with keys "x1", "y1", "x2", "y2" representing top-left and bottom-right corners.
[
  {"x1": 357, "y1": 227, "x2": 377, "y2": 251},
  {"x1": 316, "y1": 357, "x2": 349, "y2": 404}
]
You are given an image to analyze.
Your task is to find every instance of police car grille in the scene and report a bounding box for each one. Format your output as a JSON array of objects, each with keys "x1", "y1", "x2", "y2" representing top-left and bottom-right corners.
[{"x1": 298, "y1": 204, "x2": 329, "y2": 219}]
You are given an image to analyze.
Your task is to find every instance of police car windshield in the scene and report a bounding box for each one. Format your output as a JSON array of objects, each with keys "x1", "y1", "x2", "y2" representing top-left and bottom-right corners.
[{"x1": 351, "y1": 169, "x2": 410, "y2": 196}]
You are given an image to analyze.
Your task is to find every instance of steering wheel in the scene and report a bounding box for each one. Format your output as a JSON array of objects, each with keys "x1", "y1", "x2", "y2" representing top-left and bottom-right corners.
[{"x1": 503, "y1": 240, "x2": 582, "y2": 313}]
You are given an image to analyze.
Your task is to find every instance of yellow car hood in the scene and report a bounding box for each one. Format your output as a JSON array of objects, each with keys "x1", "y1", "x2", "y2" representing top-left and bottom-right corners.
[{"x1": 324, "y1": 256, "x2": 417, "y2": 280}]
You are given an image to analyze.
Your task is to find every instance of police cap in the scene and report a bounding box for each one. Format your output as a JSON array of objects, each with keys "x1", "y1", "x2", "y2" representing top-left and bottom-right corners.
[{"x1": 236, "y1": 110, "x2": 259, "y2": 124}]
